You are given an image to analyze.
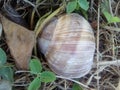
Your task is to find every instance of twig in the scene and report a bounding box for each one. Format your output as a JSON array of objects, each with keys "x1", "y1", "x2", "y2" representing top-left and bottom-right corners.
[
  {"x1": 35, "y1": 4, "x2": 65, "y2": 37},
  {"x1": 96, "y1": 60, "x2": 120, "y2": 66},
  {"x1": 103, "y1": 26, "x2": 120, "y2": 32},
  {"x1": 97, "y1": 1, "x2": 100, "y2": 90},
  {"x1": 108, "y1": 0, "x2": 118, "y2": 27},
  {"x1": 114, "y1": 1, "x2": 120, "y2": 15},
  {"x1": 13, "y1": 84, "x2": 29, "y2": 87},
  {"x1": 56, "y1": 76, "x2": 89, "y2": 89},
  {"x1": 64, "y1": 80, "x2": 67, "y2": 90},
  {"x1": 15, "y1": 70, "x2": 30, "y2": 74},
  {"x1": 23, "y1": 0, "x2": 35, "y2": 7}
]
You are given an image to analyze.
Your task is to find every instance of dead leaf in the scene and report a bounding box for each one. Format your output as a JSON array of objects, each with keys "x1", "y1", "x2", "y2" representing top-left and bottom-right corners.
[
  {"x1": 0, "y1": 14, "x2": 36, "y2": 69},
  {"x1": 0, "y1": 23, "x2": 2, "y2": 37}
]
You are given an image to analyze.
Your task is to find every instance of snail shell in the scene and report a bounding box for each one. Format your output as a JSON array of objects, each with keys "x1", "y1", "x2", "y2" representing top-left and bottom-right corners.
[{"x1": 38, "y1": 13, "x2": 95, "y2": 78}]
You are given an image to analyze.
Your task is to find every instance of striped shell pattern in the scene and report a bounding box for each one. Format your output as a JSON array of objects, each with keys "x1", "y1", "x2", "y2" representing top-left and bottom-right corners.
[{"x1": 38, "y1": 13, "x2": 95, "y2": 78}]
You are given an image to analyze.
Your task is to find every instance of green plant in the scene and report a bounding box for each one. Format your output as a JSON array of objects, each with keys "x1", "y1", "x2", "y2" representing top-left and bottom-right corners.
[
  {"x1": 28, "y1": 59, "x2": 56, "y2": 90},
  {"x1": 0, "y1": 48, "x2": 14, "y2": 82},
  {"x1": 66, "y1": 0, "x2": 89, "y2": 18},
  {"x1": 101, "y1": 0, "x2": 120, "y2": 24},
  {"x1": 72, "y1": 83, "x2": 83, "y2": 90}
]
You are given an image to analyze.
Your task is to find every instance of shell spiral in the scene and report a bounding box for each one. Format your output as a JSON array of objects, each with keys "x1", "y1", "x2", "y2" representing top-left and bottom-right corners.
[{"x1": 38, "y1": 13, "x2": 95, "y2": 78}]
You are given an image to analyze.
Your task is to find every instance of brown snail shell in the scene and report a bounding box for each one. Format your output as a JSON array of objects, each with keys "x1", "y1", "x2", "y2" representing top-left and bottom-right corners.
[{"x1": 38, "y1": 13, "x2": 95, "y2": 78}]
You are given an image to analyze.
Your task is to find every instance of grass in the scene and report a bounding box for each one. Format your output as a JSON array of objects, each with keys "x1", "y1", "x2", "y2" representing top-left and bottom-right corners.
[{"x1": 0, "y1": 0, "x2": 120, "y2": 90}]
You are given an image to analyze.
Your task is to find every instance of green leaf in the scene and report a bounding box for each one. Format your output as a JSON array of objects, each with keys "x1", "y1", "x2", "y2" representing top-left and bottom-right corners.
[
  {"x1": 66, "y1": 0, "x2": 77, "y2": 13},
  {"x1": 28, "y1": 76, "x2": 41, "y2": 90},
  {"x1": 101, "y1": 0, "x2": 120, "y2": 24},
  {"x1": 102, "y1": 11, "x2": 112, "y2": 22},
  {"x1": 101, "y1": 0, "x2": 110, "y2": 13},
  {"x1": 72, "y1": 83, "x2": 83, "y2": 90},
  {"x1": 41, "y1": 71, "x2": 56, "y2": 83},
  {"x1": 0, "y1": 67, "x2": 14, "y2": 82},
  {"x1": 0, "y1": 48, "x2": 7, "y2": 65},
  {"x1": 78, "y1": 0, "x2": 89, "y2": 11},
  {"x1": 102, "y1": 11, "x2": 120, "y2": 23},
  {"x1": 29, "y1": 59, "x2": 42, "y2": 74},
  {"x1": 110, "y1": 17, "x2": 120, "y2": 23}
]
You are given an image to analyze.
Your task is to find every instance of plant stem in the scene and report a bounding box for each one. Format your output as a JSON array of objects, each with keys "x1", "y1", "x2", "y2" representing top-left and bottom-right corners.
[{"x1": 35, "y1": 4, "x2": 65, "y2": 37}]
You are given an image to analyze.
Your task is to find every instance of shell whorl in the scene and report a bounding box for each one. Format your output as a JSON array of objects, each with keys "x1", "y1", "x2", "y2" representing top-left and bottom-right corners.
[{"x1": 38, "y1": 13, "x2": 95, "y2": 78}]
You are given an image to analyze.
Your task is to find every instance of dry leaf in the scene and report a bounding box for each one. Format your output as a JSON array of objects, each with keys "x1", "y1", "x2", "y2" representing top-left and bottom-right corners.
[
  {"x1": 0, "y1": 23, "x2": 2, "y2": 37},
  {"x1": 0, "y1": 14, "x2": 36, "y2": 69}
]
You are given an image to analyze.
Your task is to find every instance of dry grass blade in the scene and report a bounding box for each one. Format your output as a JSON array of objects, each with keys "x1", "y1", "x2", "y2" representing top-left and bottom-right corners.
[
  {"x1": 103, "y1": 26, "x2": 120, "y2": 32},
  {"x1": 56, "y1": 76, "x2": 89, "y2": 89},
  {"x1": 0, "y1": 0, "x2": 120, "y2": 90},
  {"x1": 116, "y1": 80, "x2": 120, "y2": 90}
]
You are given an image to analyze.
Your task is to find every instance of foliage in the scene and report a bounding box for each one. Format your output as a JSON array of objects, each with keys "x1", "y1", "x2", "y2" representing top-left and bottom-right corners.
[
  {"x1": 29, "y1": 59, "x2": 42, "y2": 74},
  {"x1": 101, "y1": 0, "x2": 120, "y2": 24},
  {"x1": 66, "y1": 0, "x2": 89, "y2": 16},
  {"x1": 28, "y1": 59, "x2": 56, "y2": 90},
  {"x1": 78, "y1": 0, "x2": 89, "y2": 11},
  {"x1": 72, "y1": 83, "x2": 83, "y2": 90},
  {"x1": 40, "y1": 71, "x2": 56, "y2": 83},
  {"x1": 0, "y1": 48, "x2": 7, "y2": 65},
  {"x1": 102, "y1": 11, "x2": 120, "y2": 24},
  {"x1": 0, "y1": 48, "x2": 14, "y2": 82},
  {"x1": 28, "y1": 76, "x2": 41, "y2": 90},
  {"x1": 66, "y1": 0, "x2": 77, "y2": 13}
]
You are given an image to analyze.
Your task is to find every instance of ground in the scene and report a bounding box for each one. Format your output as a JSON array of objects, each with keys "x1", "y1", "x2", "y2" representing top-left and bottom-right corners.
[{"x1": 0, "y1": 0, "x2": 120, "y2": 90}]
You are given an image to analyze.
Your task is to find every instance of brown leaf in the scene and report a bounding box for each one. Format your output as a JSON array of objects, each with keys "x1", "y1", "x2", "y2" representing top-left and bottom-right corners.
[{"x1": 0, "y1": 14, "x2": 36, "y2": 69}]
